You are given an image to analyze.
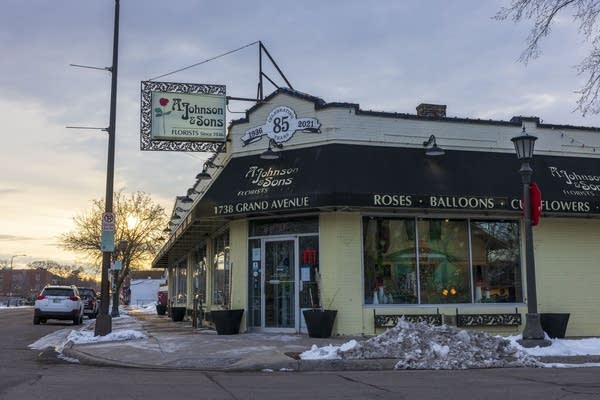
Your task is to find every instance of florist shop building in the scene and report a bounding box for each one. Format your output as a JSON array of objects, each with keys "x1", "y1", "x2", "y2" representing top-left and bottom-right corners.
[{"x1": 153, "y1": 88, "x2": 600, "y2": 337}]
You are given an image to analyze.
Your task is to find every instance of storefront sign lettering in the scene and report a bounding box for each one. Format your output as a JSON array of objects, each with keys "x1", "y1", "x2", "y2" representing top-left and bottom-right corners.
[
  {"x1": 245, "y1": 165, "x2": 299, "y2": 187},
  {"x1": 150, "y1": 91, "x2": 226, "y2": 141},
  {"x1": 510, "y1": 199, "x2": 590, "y2": 212},
  {"x1": 241, "y1": 105, "x2": 320, "y2": 146},
  {"x1": 549, "y1": 166, "x2": 600, "y2": 197},
  {"x1": 429, "y1": 196, "x2": 495, "y2": 209},
  {"x1": 373, "y1": 194, "x2": 413, "y2": 207},
  {"x1": 374, "y1": 193, "x2": 592, "y2": 213},
  {"x1": 373, "y1": 194, "x2": 499, "y2": 210},
  {"x1": 214, "y1": 196, "x2": 310, "y2": 215}
]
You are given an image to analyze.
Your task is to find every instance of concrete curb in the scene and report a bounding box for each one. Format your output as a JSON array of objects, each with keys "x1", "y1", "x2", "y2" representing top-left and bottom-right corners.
[{"x1": 62, "y1": 342, "x2": 600, "y2": 372}]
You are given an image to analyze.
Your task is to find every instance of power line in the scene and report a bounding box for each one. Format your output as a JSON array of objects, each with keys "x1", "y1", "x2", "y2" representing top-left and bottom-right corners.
[{"x1": 148, "y1": 41, "x2": 259, "y2": 81}]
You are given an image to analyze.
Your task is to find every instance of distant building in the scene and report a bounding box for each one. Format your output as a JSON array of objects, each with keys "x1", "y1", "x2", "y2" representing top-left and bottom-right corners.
[
  {"x1": 0, "y1": 268, "x2": 57, "y2": 304},
  {"x1": 122, "y1": 270, "x2": 166, "y2": 307}
]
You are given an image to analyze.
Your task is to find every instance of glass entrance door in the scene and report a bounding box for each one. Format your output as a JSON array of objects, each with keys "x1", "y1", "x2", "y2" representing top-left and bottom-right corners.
[{"x1": 263, "y1": 239, "x2": 297, "y2": 330}]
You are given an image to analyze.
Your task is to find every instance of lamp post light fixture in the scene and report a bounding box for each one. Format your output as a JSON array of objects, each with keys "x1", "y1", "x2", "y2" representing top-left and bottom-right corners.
[
  {"x1": 511, "y1": 127, "x2": 551, "y2": 348},
  {"x1": 7, "y1": 254, "x2": 26, "y2": 307},
  {"x1": 9, "y1": 254, "x2": 26, "y2": 269},
  {"x1": 422, "y1": 134, "x2": 445, "y2": 156},
  {"x1": 187, "y1": 188, "x2": 201, "y2": 197},
  {"x1": 196, "y1": 165, "x2": 212, "y2": 180},
  {"x1": 260, "y1": 138, "x2": 283, "y2": 160}
]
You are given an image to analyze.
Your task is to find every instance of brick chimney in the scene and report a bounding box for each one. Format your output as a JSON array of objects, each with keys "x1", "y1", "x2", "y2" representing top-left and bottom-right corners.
[{"x1": 416, "y1": 103, "x2": 446, "y2": 118}]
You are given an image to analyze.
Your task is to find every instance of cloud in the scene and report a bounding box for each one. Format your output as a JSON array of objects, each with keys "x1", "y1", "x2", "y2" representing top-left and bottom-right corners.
[
  {"x1": 0, "y1": 188, "x2": 23, "y2": 195},
  {"x1": 0, "y1": 234, "x2": 34, "y2": 241}
]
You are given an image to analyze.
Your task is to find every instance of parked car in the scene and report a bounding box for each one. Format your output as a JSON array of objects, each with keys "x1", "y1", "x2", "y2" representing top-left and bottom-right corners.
[
  {"x1": 77, "y1": 287, "x2": 100, "y2": 319},
  {"x1": 156, "y1": 286, "x2": 168, "y2": 315},
  {"x1": 33, "y1": 285, "x2": 84, "y2": 325}
]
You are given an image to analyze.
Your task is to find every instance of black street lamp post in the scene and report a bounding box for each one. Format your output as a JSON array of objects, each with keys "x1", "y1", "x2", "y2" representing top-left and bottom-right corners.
[
  {"x1": 111, "y1": 240, "x2": 128, "y2": 317},
  {"x1": 511, "y1": 127, "x2": 551, "y2": 348}
]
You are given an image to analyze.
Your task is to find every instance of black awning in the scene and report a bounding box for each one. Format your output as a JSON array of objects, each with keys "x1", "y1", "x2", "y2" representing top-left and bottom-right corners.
[{"x1": 199, "y1": 143, "x2": 600, "y2": 217}]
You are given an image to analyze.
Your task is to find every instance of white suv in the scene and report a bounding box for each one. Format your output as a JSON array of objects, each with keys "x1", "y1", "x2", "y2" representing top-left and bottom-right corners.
[{"x1": 33, "y1": 285, "x2": 84, "y2": 325}]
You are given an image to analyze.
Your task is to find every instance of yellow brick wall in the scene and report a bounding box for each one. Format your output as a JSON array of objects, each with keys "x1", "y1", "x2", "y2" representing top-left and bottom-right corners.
[
  {"x1": 535, "y1": 218, "x2": 600, "y2": 337},
  {"x1": 320, "y1": 212, "x2": 364, "y2": 335},
  {"x1": 229, "y1": 219, "x2": 249, "y2": 331}
]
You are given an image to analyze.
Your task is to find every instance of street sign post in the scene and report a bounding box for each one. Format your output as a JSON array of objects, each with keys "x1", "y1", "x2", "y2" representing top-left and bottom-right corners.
[{"x1": 100, "y1": 212, "x2": 116, "y2": 252}]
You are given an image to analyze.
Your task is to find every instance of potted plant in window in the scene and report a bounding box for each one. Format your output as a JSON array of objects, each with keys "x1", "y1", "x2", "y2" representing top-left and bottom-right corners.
[
  {"x1": 302, "y1": 270, "x2": 338, "y2": 338},
  {"x1": 210, "y1": 261, "x2": 244, "y2": 335}
]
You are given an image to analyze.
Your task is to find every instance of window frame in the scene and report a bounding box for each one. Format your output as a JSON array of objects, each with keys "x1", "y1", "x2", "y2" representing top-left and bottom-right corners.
[{"x1": 362, "y1": 215, "x2": 523, "y2": 306}]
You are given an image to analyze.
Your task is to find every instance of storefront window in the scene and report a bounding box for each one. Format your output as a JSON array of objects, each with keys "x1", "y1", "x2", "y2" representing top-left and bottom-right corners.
[
  {"x1": 174, "y1": 260, "x2": 187, "y2": 306},
  {"x1": 364, "y1": 218, "x2": 417, "y2": 305},
  {"x1": 212, "y1": 232, "x2": 230, "y2": 306},
  {"x1": 193, "y1": 247, "x2": 207, "y2": 305},
  {"x1": 471, "y1": 220, "x2": 522, "y2": 303},
  {"x1": 299, "y1": 236, "x2": 319, "y2": 308},
  {"x1": 363, "y1": 217, "x2": 522, "y2": 305},
  {"x1": 418, "y1": 219, "x2": 471, "y2": 304}
]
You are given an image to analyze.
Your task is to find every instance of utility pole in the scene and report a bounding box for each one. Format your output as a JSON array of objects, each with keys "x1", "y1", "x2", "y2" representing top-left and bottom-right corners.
[{"x1": 95, "y1": 0, "x2": 120, "y2": 336}]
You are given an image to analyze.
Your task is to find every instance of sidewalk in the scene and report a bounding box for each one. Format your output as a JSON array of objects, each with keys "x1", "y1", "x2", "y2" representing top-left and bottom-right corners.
[
  {"x1": 64, "y1": 309, "x2": 387, "y2": 371},
  {"x1": 62, "y1": 309, "x2": 600, "y2": 371}
]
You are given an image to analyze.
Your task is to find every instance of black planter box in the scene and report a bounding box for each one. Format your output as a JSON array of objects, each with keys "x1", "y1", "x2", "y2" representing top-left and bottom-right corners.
[
  {"x1": 540, "y1": 313, "x2": 570, "y2": 338},
  {"x1": 211, "y1": 309, "x2": 244, "y2": 335},
  {"x1": 171, "y1": 307, "x2": 186, "y2": 322},
  {"x1": 156, "y1": 304, "x2": 167, "y2": 316},
  {"x1": 303, "y1": 309, "x2": 337, "y2": 338}
]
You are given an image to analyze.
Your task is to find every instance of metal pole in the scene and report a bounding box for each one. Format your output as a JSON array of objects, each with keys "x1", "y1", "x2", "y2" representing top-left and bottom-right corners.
[
  {"x1": 95, "y1": 0, "x2": 120, "y2": 336},
  {"x1": 519, "y1": 161, "x2": 549, "y2": 347},
  {"x1": 111, "y1": 268, "x2": 120, "y2": 317}
]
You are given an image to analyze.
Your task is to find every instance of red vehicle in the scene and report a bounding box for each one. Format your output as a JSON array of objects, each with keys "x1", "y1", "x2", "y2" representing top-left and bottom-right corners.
[
  {"x1": 157, "y1": 285, "x2": 168, "y2": 315},
  {"x1": 77, "y1": 287, "x2": 100, "y2": 319}
]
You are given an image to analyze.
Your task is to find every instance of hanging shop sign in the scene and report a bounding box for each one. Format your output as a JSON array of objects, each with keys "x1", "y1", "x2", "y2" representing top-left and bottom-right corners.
[
  {"x1": 241, "y1": 105, "x2": 321, "y2": 146},
  {"x1": 140, "y1": 81, "x2": 226, "y2": 152}
]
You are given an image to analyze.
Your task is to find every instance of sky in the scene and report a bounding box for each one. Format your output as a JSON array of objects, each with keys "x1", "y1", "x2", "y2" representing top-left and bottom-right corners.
[
  {"x1": 22, "y1": 304, "x2": 600, "y2": 369},
  {"x1": 2, "y1": 0, "x2": 600, "y2": 267}
]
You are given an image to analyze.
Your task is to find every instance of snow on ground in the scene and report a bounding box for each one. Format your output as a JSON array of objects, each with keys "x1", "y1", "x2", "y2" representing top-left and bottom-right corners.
[
  {"x1": 301, "y1": 319, "x2": 600, "y2": 369},
  {"x1": 339, "y1": 320, "x2": 539, "y2": 369},
  {"x1": 28, "y1": 308, "x2": 147, "y2": 353},
  {"x1": 15, "y1": 305, "x2": 600, "y2": 370}
]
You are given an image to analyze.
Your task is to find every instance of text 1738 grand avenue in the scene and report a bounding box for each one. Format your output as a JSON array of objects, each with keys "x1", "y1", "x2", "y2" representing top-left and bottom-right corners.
[{"x1": 214, "y1": 197, "x2": 310, "y2": 215}]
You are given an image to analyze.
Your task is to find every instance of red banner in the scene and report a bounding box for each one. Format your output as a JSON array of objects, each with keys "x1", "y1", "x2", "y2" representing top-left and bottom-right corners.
[{"x1": 530, "y1": 182, "x2": 542, "y2": 226}]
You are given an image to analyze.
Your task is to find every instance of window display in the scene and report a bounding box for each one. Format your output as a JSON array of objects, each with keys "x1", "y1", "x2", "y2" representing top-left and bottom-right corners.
[{"x1": 363, "y1": 217, "x2": 522, "y2": 305}]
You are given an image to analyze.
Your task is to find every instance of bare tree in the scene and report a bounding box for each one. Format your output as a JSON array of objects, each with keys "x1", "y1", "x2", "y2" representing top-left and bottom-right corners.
[
  {"x1": 28, "y1": 260, "x2": 97, "y2": 287},
  {"x1": 29, "y1": 260, "x2": 75, "y2": 278},
  {"x1": 60, "y1": 190, "x2": 167, "y2": 299},
  {"x1": 496, "y1": 0, "x2": 600, "y2": 115}
]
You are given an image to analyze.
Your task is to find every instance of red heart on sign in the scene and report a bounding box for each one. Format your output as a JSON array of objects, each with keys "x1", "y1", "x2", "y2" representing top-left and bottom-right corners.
[{"x1": 159, "y1": 98, "x2": 169, "y2": 107}]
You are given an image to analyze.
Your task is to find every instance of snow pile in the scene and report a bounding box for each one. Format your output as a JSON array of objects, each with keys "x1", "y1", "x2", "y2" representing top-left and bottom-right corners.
[
  {"x1": 340, "y1": 319, "x2": 540, "y2": 369},
  {"x1": 66, "y1": 328, "x2": 147, "y2": 344}
]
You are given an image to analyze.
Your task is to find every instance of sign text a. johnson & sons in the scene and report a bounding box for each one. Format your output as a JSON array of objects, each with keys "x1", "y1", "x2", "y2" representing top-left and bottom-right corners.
[
  {"x1": 140, "y1": 81, "x2": 226, "y2": 152},
  {"x1": 151, "y1": 91, "x2": 225, "y2": 141}
]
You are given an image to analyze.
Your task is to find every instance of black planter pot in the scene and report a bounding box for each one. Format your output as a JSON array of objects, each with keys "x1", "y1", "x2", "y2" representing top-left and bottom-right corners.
[
  {"x1": 211, "y1": 309, "x2": 244, "y2": 335},
  {"x1": 171, "y1": 307, "x2": 186, "y2": 322},
  {"x1": 303, "y1": 309, "x2": 337, "y2": 338},
  {"x1": 156, "y1": 304, "x2": 167, "y2": 316},
  {"x1": 540, "y1": 313, "x2": 570, "y2": 338}
]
